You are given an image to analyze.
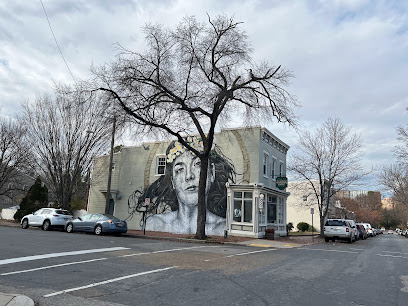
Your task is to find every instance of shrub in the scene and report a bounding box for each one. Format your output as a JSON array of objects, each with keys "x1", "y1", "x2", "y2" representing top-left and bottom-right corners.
[
  {"x1": 308, "y1": 225, "x2": 317, "y2": 232},
  {"x1": 297, "y1": 222, "x2": 309, "y2": 232}
]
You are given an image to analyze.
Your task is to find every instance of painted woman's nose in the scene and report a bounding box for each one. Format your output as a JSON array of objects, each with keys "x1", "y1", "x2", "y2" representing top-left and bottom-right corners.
[{"x1": 185, "y1": 166, "x2": 195, "y2": 181}]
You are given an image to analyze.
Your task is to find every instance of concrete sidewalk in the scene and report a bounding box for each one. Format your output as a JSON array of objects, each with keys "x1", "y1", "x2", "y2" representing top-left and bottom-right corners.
[{"x1": 0, "y1": 293, "x2": 34, "y2": 306}]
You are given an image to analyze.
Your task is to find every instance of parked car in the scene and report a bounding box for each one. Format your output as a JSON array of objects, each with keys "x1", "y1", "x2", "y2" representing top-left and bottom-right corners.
[
  {"x1": 356, "y1": 224, "x2": 367, "y2": 240},
  {"x1": 362, "y1": 223, "x2": 374, "y2": 237},
  {"x1": 380, "y1": 227, "x2": 385, "y2": 233},
  {"x1": 21, "y1": 208, "x2": 73, "y2": 231},
  {"x1": 345, "y1": 219, "x2": 358, "y2": 241},
  {"x1": 388, "y1": 230, "x2": 393, "y2": 234},
  {"x1": 324, "y1": 219, "x2": 356, "y2": 243},
  {"x1": 65, "y1": 213, "x2": 127, "y2": 235}
]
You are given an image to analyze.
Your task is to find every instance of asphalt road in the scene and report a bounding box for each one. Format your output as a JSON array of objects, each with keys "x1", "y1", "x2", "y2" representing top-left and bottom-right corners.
[{"x1": 0, "y1": 226, "x2": 407, "y2": 306}]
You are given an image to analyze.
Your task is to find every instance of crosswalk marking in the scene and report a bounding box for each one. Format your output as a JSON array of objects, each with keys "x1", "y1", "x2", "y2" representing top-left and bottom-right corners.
[
  {"x1": 43, "y1": 266, "x2": 177, "y2": 297},
  {"x1": 0, "y1": 247, "x2": 129, "y2": 265}
]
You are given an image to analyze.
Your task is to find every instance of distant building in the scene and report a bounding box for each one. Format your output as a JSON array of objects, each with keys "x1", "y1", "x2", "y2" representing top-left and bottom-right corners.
[{"x1": 381, "y1": 197, "x2": 393, "y2": 210}]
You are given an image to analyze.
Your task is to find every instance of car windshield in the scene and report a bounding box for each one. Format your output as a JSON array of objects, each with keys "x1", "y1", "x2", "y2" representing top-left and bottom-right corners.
[
  {"x1": 55, "y1": 210, "x2": 71, "y2": 215},
  {"x1": 325, "y1": 220, "x2": 346, "y2": 226},
  {"x1": 102, "y1": 214, "x2": 121, "y2": 221}
]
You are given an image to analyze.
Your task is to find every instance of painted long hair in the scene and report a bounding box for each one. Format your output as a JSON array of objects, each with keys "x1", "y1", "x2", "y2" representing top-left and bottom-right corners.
[{"x1": 128, "y1": 141, "x2": 235, "y2": 218}]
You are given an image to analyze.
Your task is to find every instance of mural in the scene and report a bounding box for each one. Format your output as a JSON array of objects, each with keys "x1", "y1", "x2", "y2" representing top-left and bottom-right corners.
[{"x1": 128, "y1": 137, "x2": 235, "y2": 235}]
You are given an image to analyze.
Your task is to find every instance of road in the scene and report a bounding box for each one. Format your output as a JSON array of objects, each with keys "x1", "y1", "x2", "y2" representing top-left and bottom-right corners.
[{"x1": 0, "y1": 226, "x2": 407, "y2": 305}]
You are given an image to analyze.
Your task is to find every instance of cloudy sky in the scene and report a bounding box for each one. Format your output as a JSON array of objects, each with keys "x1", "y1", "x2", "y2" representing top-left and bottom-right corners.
[{"x1": 1, "y1": 0, "x2": 407, "y2": 192}]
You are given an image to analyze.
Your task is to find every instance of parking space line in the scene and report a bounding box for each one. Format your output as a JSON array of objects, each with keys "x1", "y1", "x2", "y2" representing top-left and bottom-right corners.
[
  {"x1": 383, "y1": 251, "x2": 408, "y2": 255},
  {"x1": 224, "y1": 249, "x2": 277, "y2": 258},
  {"x1": 43, "y1": 266, "x2": 177, "y2": 297},
  {"x1": 1, "y1": 258, "x2": 107, "y2": 276},
  {"x1": 376, "y1": 254, "x2": 407, "y2": 259},
  {"x1": 300, "y1": 248, "x2": 359, "y2": 254},
  {"x1": 0, "y1": 247, "x2": 129, "y2": 266}
]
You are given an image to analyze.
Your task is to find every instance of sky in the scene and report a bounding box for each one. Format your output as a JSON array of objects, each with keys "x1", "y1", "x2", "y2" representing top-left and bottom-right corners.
[{"x1": 1, "y1": 0, "x2": 407, "y2": 194}]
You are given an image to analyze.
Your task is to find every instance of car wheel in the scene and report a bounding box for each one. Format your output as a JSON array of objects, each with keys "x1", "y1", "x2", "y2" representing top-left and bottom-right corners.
[
  {"x1": 66, "y1": 223, "x2": 74, "y2": 233},
  {"x1": 21, "y1": 219, "x2": 29, "y2": 229},
  {"x1": 348, "y1": 237, "x2": 353, "y2": 243},
  {"x1": 94, "y1": 225, "x2": 103, "y2": 235},
  {"x1": 42, "y1": 220, "x2": 51, "y2": 231}
]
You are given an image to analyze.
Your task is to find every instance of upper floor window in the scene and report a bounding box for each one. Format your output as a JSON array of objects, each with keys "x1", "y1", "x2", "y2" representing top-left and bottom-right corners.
[
  {"x1": 271, "y1": 158, "x2": 276, "y2": 179},
  {"x1": 279, "y1": 162, "x2": 284, "y2": 177},
  {"x1": 156, "y1": 156, "x2": 166, "y2": 175},
  {"x1": 263, "y1": 153, "x2": 269, "y2": 177}
]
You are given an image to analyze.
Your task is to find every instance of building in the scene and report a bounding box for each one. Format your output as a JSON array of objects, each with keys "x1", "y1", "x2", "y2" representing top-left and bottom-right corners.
[
  {"x1": 87, "y1": 126, "x2": 290, "y2": 238},
  {"x1": 381, "y1": 197, "x2": 393, "y2": 210}
]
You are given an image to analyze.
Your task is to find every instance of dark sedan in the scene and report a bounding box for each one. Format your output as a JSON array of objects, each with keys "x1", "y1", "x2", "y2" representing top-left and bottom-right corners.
[{"x1": 65, "y1": 213, "x2": 127, "y2": 235}]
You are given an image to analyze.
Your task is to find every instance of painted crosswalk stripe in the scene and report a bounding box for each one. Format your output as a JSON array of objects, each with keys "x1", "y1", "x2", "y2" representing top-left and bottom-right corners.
[
  {"x1": 1, "y1": 258, "x2": 107, "y2": 275},
  {"x1": 0, "y1": 247, "x2": 129, "y2": 266},
  {"x1": 224, "y1": 249, "x2": 277, "y2": 257},
  {"x1": 43, "y1": 266, "x2": 177, "y2": 297}
]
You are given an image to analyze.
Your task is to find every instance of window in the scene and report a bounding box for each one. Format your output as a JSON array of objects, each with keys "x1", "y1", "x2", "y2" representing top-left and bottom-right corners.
[
  {"x1": 156, "y1": 156, "x2": 166, "y2": 175},
  {"x1": 279, "y1": 162, "x2": 283, "y2": 177},
  {"x1": 267, "y1": 196, "x2": 277, "y2": 223},
  {"x1": 233, "y1": 191, "x2": 253, "y2": 223},
  {"x1": 278, "y1": 197, "x2": 284, "y2": 224},
  {"x1": 263, "y1": 153, "x2": 269, "y2": 177},
  {"x1": 271, "y1": 158, "x2": 276, "y2": 179}
]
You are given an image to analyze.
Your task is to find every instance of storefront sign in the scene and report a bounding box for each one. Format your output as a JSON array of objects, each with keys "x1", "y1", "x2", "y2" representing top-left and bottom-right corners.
[{"x1": 276, "y1": 176, "x2": 288, "y2": 190}]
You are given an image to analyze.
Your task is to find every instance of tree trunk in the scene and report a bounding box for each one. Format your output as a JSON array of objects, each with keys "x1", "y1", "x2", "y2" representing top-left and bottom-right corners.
[{"x1": 195, "y1": 156, "x2": 209, "y2": 239}]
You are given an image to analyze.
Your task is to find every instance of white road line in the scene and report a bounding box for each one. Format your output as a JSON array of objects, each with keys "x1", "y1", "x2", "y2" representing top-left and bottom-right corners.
[
  {"x1": 383, "y1": 251, "x2": 408, "y2": 255},
  {"x1": 119, "y1": 252, "x2": 151, "y2": 258},
  {"x1": 349, "y1": 248, "x2": 364, "y2": 251},
  {"x1": 224, "y1": 249, "x2": 276, "y2": 258},
  {"x1": 1, "y1": 258, "x2": 107, "y2": 276},
  {"x1": 376, "y1": 254, "x2": 407, "y2": 259},
  {"x1": 0, "y1": 247, "x2": 129, "y2": 266},
  {"x1": 43, "y1": 266, "x2": 177, "y2": 298},
  {"x1": 300, "y1": 248, "x2": 358, "y2": 254},
  {"x1": 151, "y1": 246, "x2": 213, "y2": 254}
]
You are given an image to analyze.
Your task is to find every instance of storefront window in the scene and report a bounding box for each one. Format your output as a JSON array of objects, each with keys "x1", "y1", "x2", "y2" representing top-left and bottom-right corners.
[
  {"x1": 232, "y1": 191, "x2": 253, "y2": 223},
  {"x1": 267, "y1": 195, "x2": 277, "y2": 223}
]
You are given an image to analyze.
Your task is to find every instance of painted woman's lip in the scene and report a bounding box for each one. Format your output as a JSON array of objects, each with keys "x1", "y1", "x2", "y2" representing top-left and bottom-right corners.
[{"x1": 185, "y1": 185, "x2": 198, "y2": 191}]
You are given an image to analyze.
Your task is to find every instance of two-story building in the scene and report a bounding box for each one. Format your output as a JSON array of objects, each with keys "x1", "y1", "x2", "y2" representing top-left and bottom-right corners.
[{"x1": 87, "y1": 126, "x2": 290, "y2": 237}]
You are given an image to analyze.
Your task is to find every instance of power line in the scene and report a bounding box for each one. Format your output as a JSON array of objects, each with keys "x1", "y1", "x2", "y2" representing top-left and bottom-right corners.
[{"x1": 39, "y1": 0, "x2": 76, "y2": 84}]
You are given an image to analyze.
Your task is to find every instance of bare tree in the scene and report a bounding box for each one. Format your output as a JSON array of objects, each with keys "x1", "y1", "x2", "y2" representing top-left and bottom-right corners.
[
  {"x1": 288, "y1": 117, "x2": 367, "y2": 237},
  {"x1": 20, "y1": 84, "x2": 116, "y2": 209},
  {"x1": 92, "y1": 15, "x2": 298, "y2": 239},
  {"x1": 379, "y1": 164, "x2": 408, "y2": 226},
  {"x1": 0, "y1": 116, "x2": 33, "y2": 203}
]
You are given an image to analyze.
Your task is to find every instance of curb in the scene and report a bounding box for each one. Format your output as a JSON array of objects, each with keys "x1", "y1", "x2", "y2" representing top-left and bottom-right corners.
[{"x1": 0, "y1": 293, "x2": 34, "y2": 306}]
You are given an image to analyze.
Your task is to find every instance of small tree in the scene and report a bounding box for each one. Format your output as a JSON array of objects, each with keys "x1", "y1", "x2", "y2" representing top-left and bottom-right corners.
[
  {"x1": 14, "y1": 177, "x2": 48, "y2": 221},
  {"x1": 288, "y1": 118, "x2": 368, "y2": 237}
]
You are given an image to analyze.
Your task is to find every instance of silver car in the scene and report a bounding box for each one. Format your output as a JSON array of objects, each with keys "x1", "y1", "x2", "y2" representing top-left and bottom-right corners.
[
  {"x1": 21, "y1": 208, "x2": 73, "y2": 231},
  {"x1": 65, "y1": 213, "x2": 127, "y2": 235}
]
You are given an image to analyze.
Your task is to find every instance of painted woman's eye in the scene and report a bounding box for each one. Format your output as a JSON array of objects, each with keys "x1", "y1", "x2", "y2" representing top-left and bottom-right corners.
[
  {"x1": 194, "y1": 160, "x2": 201, "y2": 167},
  {"x1": 174, "y1": 166, "x2": 184, "y2": 175}
]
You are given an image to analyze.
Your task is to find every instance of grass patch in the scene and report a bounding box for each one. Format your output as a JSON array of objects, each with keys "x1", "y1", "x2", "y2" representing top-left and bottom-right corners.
[{"x1": 289, "y1": 231, "x2": 319, "y2": 236}]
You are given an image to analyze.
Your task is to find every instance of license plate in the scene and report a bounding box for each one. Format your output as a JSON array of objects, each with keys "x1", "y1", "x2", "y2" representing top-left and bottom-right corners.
[{"x1": 117, "y1": 222, "x2": 122, "y2": 227}]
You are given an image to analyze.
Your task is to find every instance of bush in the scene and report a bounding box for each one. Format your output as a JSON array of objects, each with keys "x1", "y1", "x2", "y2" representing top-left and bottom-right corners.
[
  {"x1": 308, "y1": 225, "x2": 317, "y2": 232},
  {"x1": 297, "y1": 222, "x2": 309, "y2": 232},
  {"x1": 286, "y1": 222, "x2": 294, "y2": 234}
]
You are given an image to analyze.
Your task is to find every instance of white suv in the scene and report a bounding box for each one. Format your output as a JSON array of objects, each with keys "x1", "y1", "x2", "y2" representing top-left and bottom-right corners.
[
  {"x1": 324, "y1": 219, "x2": 356, "y2": 243},
  {"x1": 21, "y1": 208, "x2": 73, "y2": 231}
]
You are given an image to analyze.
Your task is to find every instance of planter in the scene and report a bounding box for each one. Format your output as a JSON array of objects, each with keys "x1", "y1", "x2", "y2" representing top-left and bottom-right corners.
[{"x1": 264, "y1": 232, "x2": 275, "y2": 240}]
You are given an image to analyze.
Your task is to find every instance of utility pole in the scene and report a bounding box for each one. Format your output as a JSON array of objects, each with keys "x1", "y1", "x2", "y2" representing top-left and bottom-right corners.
[{"x1": 105, "y1": 115, "x2": 116, "y2": 214}]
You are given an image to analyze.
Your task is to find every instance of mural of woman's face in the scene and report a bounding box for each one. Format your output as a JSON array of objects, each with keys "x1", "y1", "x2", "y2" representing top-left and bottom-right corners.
[{"x1": 171, "y1": 151, "x2": 214, "y2": 207}]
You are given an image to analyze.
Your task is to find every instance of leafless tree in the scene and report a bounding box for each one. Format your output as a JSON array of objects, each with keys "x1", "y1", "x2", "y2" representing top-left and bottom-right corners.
[
  {"x1": 288, "y1": 117, "x2": 367, "y2": 237},
  {"x1": 379, "y1": 164, "x2": 408, "y2": 226},
  {"x1": 20, "y1": 83, "x2": 117, "y2": 209},
  {"x1": 0, "y1": 116, "x2": 34, "y2": 203},
  {"x1": 92, "y1": 14, "x2": 299, "y2": 239}
]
